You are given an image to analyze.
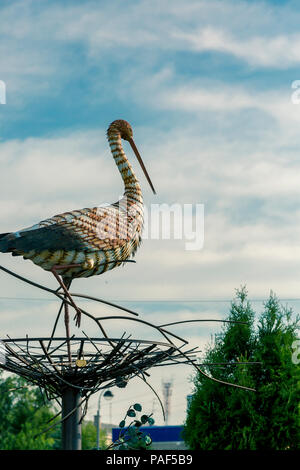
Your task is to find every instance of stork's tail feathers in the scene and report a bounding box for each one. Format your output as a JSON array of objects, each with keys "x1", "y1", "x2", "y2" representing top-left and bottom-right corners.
[{"x1": 0, "y1": 233, "x2": 14, "y2": 253}]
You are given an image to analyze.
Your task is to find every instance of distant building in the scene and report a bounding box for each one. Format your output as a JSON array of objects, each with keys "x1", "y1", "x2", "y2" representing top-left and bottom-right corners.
[{"x1": 112, "y1": 425, "x2": 187, "y2": 450}]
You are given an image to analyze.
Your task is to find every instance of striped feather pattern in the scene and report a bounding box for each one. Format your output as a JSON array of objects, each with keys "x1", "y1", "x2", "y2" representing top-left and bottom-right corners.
[{"x1": 0, "y1": 121, "x2": 145, "y2": 279}]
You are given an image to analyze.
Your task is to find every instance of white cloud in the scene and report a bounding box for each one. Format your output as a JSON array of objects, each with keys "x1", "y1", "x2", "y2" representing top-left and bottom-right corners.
[
  {"x1": 127, "y1": 73, "x2": 300, "y2": 135},
  {"x1": 46, "y1": 0, "x2": 300, "y2": 69},
  {"x1": 174, "y1": 27, "x2": 300, "y2": 68},
  {"x1": 1, "y1": 0, "x2": 300, "y2": 107},
  {"x1": 0, "y1": 130, "x2": 123, "y2": 229}
]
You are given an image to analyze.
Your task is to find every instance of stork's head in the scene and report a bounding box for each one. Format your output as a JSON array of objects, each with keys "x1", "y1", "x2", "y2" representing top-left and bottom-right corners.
[
  {"x1": 107, "y1": 119, "x2": 156, "y2": 194},
  {"x1": 107, "y1": 119, "x2": 133, "y2": 141}
]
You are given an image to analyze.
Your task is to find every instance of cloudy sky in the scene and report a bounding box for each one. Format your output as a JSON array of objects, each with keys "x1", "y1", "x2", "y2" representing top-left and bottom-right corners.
[{"x1": 1, "y1": 0, "x2": 300, "y2": 428}]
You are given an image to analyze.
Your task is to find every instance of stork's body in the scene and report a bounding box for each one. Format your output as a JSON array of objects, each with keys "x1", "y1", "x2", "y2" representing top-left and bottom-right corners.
[{"x1": 0, "y1": 120, "x2": 155, "y2": 327}]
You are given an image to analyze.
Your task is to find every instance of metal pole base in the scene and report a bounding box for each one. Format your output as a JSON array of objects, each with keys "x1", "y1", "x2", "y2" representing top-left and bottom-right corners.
[{"x1": 62, "y1": 387, "x2": 82, "y2": 450}]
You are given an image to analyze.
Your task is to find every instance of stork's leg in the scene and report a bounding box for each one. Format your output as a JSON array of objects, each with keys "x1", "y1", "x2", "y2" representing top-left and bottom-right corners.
[
  {"x1": 63, "y1": 278, "x2": 72, "y2": 363},
  {"x1": 51, "y1": 264, "x2": 82, "y2": 327}
]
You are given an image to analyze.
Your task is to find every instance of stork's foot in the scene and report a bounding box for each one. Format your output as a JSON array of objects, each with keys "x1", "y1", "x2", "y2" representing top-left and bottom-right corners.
[{"x1": 74, "y1": 310, "x2": 81, "y2": 328}]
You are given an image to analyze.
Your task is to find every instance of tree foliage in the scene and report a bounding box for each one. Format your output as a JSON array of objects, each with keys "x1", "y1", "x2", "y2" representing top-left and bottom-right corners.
[
  {"x1": 183, "y1": 287, "x2": 300, "y2": 450},
  {"x1": 0, "y1": 374, "x2": 60, "y2": 449},
  {"x1": 81, "y1": 421, "x2": 107, "y2": 450},
  {"x1": 0, "y1": 374, "x2": 108, "y2": 450}
]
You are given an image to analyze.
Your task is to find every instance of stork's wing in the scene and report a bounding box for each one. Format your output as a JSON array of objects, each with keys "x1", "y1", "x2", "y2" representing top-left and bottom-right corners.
[
  {"x1": 0, "y1": 224, "x2": 85, "y2": 253},
  {"x1": 0, "y1": 204, "x2": 139, "y2": 255}
]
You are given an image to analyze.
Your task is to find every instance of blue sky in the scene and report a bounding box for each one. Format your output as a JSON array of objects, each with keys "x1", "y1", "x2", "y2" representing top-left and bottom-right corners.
[{"x1": 1, "y1": 0, "x2": 300, "y2": 426}]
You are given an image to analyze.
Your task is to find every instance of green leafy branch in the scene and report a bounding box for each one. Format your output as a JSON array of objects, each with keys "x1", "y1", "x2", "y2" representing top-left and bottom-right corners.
[{"x1": 107, "y1": 403, "x2": 155, "y2": 450}]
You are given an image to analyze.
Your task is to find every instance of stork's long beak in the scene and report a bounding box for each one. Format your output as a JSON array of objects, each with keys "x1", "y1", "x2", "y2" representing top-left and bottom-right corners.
[{"x1": 128, "y1": 137, "x2": 156, "y2": 194}]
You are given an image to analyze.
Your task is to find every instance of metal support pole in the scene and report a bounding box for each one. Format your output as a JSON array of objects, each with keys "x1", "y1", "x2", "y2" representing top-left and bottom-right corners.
[
  {"x1": 62, "y1": 387, "x2": 82, "y2": 450},
  {"x1": 95, "y1": 389, "x2": 113, "y2": 450},
  {"x1": 95, "y1": 409, "x2": 100, "y2": 450},
  {"x1": 96, "y1": 391, "x2": 103, "y2": 450}
]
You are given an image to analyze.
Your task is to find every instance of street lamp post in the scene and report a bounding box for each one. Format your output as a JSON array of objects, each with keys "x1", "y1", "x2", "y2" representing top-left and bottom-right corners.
[{"x1": 95, "y1": 389, "x2": 114, "y2": 450}]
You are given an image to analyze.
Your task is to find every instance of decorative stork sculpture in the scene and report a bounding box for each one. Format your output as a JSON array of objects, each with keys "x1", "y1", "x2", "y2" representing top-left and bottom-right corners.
[{"x1": 0, "y1": 120, "x2": 156, "y2": 330}]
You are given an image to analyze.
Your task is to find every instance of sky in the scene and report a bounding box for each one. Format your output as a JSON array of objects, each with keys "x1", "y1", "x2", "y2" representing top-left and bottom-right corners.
[{"x1": 0, "y1": 0, "x2": 300, "y2": 429}]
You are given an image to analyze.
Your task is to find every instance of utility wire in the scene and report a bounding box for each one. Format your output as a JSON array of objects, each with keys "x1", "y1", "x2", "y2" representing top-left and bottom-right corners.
[{"x1": 1, "y1": 296, "x2": 300, "y2": 303}]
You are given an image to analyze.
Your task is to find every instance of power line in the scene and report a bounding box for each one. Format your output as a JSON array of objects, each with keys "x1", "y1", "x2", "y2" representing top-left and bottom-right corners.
[{"x1": 1, "y1": 296, "x2": 300, "y2": 303}]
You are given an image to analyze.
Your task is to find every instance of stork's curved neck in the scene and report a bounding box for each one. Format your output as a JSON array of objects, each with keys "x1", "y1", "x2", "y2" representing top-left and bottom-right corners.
[{"x1": 107, "y1": 131, "x2": 143, "y2": 202}]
